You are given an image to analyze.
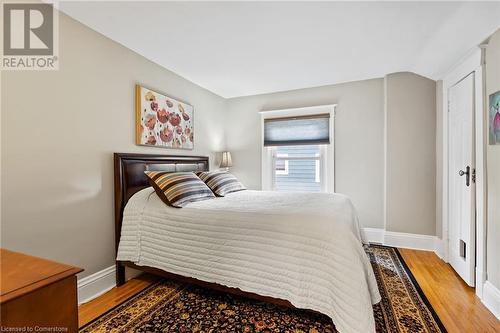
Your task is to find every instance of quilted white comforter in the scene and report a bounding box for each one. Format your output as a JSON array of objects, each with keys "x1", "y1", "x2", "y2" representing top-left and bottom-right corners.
[{"x1": 117, "y1": 188, "x2": 381, "y2": 333}]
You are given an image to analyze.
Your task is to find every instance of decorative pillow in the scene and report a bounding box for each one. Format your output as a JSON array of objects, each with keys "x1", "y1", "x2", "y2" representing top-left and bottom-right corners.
[
  {"x1": 145, "y1": 171, "x2": 215, "y2": 208},
  {"x1": 196, "y1": 171, "x2": 246, "y2": 197}
]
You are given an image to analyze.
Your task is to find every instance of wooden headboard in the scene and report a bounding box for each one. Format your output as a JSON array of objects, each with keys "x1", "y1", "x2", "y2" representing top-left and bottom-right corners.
[{"x1": 113, "y1": 153, "x2": 209, "y2": 254}]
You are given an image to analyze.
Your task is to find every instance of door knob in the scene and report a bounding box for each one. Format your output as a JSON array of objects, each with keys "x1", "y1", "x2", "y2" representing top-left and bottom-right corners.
[{"x1": 459, "y1": 166, "x2": 470, "y2": 186}]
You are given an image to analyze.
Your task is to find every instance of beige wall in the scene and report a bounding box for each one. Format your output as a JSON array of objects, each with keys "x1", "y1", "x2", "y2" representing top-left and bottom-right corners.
[
  {"x1": 225, "y1": 79, "x2": 386, "y2": 229},
  {"x1": 385, "y1": 73, "x2": 437, "y2": 235},
  {"x1": 1, "y1": 12, "x2": 226, "y2": 278},
  {"x1": 485, "y1": 29, "x2": 500, "y2": 290}
]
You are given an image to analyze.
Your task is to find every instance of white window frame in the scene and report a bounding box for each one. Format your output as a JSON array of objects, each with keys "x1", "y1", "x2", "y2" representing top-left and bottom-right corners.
[{"x1": 260, "y1": 104, "x2": 336, "y2": 192}]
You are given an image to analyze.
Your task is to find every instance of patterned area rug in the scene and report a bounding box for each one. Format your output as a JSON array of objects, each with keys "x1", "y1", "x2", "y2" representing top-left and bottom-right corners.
[{"x1": 80, "y1": 246, "x2": 446, "y2": 333}]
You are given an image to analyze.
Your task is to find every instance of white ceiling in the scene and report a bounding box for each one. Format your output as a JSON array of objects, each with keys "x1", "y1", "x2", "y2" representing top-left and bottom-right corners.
[{"x1": 59, "y1": 1, "x2": 500, "y2": 98}]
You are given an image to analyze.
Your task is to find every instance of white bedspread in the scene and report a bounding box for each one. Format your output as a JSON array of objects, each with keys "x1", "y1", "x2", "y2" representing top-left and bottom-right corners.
[{"x1": 117, "y1": 188, "x2": 381, "y2": 333}]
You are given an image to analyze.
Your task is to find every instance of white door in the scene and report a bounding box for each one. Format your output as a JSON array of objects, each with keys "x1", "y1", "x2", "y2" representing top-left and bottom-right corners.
[{"x1": 448, "y1": 72, "x2": 475, "y2": 286}]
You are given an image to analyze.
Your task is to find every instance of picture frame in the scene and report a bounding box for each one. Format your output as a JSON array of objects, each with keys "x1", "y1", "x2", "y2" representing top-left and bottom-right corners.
[{"x1": 135, "y1": 84, "x2": 194, "y2": 149}]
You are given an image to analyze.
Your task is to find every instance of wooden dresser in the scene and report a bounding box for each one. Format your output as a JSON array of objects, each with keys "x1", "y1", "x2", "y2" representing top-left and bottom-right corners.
[{"x1": 0, "y1": 249, "x2": 83, "y2": 333}]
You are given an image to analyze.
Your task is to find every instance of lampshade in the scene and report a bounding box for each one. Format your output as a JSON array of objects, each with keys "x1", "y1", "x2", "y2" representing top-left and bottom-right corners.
[{"x1": 220, "y1": 151, "x2": 233, "y2": 168}]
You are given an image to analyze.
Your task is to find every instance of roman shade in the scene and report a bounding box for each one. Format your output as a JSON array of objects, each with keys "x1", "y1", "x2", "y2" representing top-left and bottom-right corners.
[{"x1": 264, "y1": 113, "x2": 330, "y2": 146}]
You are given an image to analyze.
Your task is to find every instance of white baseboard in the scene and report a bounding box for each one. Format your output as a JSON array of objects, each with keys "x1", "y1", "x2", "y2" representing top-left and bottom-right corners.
[
  {"x1": 482, "y1": 281, "x2": 500, "y2": 320},
  {"x1": 361, "y1": 228, "x2": 384, "y2": 244},
  {"x1": 362, "y1": 228, "x2": 439, "y2": 252},
  {"x1": 77, "y1": 265, "x2": 116, "y2": 305},
  {"x1": 384, "y1": 231, "x2": 437, "y2": 251}
]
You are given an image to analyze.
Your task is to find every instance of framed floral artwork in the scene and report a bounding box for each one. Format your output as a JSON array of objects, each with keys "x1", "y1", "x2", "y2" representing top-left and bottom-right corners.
[{"x1": 136, "y1": 85, "x2": 194, "y2": 149}]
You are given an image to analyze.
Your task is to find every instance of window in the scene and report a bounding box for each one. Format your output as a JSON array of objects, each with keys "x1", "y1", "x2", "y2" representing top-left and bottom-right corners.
[
  {"x1": 261, "y1": 105, "x2": 335, "y2": 193},
  {"x1": 272, "y1": 145, "x2": 325, "y2": 192}
]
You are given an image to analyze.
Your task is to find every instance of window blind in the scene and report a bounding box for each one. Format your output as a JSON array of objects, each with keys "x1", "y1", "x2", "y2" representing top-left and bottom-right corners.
[{"x1": 264, "y1": 113, "x2": 330, "y2": 146}]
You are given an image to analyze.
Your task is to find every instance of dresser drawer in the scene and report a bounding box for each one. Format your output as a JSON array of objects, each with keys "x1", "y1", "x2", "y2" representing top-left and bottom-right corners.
[{"x1": 0, "y1": 249, "x2": 83, "y2": 333}]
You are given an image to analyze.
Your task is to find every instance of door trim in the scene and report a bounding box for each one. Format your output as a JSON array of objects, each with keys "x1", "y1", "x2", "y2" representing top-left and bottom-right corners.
[{"x1": 441, "y1": 47, "x2": 486, "y2": 296}]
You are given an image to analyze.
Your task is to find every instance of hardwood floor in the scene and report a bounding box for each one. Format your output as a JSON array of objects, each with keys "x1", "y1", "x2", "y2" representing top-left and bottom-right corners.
[
  {"x1": 398, "y1": 249, "x2": 500, "y2": 333},
  {"x1": 78, "y1": 274, "x2": 159, "y2": 327},
  {"x1": 79, "y1": 249, "x2": 500, "y2": 332}
]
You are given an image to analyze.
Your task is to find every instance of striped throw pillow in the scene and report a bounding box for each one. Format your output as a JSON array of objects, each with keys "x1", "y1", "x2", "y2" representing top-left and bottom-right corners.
[
  {"x1": 196, "y1": 171, "x2": 246, "y2": 197},
  {"x1": 145, "y1": 171, "x2": 215, "y2": 208}
]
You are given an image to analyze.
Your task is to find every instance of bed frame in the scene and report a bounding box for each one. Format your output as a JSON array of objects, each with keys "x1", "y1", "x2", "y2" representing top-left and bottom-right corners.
[{"x1": 113, "y1": 153, "x2": 292, "y2": 307}]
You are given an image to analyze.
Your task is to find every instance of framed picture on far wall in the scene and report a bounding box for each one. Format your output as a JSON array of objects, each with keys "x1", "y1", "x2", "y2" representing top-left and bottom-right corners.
[
  {"x1": 135, "y1": 84, "x2": 194, "y2": 149},
  {"x1": 490, "y1": 90, "x2": 500, "y2": 145}
]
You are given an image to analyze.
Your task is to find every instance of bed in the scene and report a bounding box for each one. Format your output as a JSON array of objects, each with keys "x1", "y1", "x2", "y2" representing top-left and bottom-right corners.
[{"x1": 114, "y1": 153, "x2": 381, "y2": 333}]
